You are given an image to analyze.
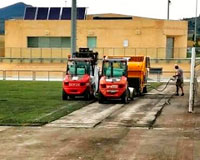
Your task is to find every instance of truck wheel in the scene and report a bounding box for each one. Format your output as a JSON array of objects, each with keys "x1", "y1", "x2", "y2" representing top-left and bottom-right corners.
[
  {"x1": 62, "y1": 90, "x2": 68, "y2": 100},
  {"x1": 137, "y1": 88, "x2": 144, "y2": 96},
  {"x1": 98, "y1": 92, "x2": 105, "y2": 104},
  {"x1": 135, "y1": 88, "x2": 140, "y2": 96},
  {"x1": 143, "y1": 86, "x2": 147, "y2": 93},
  {"x1": 122, "y1": 90, "x2": 129, "y2": 104}
]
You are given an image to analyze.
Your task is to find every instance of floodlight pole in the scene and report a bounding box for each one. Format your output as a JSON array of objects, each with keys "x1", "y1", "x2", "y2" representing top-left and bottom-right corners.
[
  {"x1": 189, "y1": 48, "x2": 196, "y2": 113},
  {"x1": 189, "y1": 0, "x2": 198, "y2": 113},
  {"x1": 194, "y1": 0, "x2": 198, "y2": 44},
  {"x1": 167, "y1": 0, "x2": 171, "y2": 20},
  {"x1": 71, "y1": 0, "x2": 77, "y2": 57}
]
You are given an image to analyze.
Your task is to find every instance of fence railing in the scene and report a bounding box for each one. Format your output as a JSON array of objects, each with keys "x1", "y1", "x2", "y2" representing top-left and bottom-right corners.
[
  {"x1": 4, "y1": 48, "x2": 71, "y2": 59},
  {"x1": 0, "y1": 70, "x2": 66, "y2": 81},
  {"x1": 93, "y1": 47, "x2": 189, "y2": 59},
  {"x1": 0, "y1": 70, "x2": 191, "y2": 82},
  {"x1": 0, "y1": 47, "x2": 195, "y2": 59}
]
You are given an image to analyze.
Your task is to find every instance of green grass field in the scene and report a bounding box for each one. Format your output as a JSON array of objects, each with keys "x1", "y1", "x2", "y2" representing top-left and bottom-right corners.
[
  {"x1": 0, "y1": 81, "x2": 161, "y2": 126},
  {"x1": 0, "y1": 81, "x2": 92, "y2": 126}
]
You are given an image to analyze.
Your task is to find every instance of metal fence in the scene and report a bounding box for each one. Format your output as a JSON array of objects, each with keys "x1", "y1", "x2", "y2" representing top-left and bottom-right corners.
[
  {"x1": 0, "y1": 70, "x2": 191, "y2": 82},
  {"x1": 0, "y1": 70, "x2": 66, "y2": 81},
  {"x1": 4, "y1": 48, "x2": 71, "y2": 59},
  {"x1": 0, "y1": 47, "x2": 195, "y2": 59},
  {"x1": 94, "y1": 47, "x2": 189, "y2": 59}
]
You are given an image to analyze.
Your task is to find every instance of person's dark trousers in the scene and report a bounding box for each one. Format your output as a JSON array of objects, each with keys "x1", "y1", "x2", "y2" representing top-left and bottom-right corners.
[{"x1": 176, "y1": 85, "x2": 179, "y2": 95}]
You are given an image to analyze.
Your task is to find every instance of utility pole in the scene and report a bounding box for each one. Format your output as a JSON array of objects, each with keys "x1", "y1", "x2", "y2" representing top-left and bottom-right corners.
[
  {"x1": 167, "y1": 0, "x2": 171, "y2": 20},
  {"x1": 71, "y1": 0, "x2": 77, "y2": 57}
]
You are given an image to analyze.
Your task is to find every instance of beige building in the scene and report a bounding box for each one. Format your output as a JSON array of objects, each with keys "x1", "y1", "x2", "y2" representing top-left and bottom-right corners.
[
  {"x1": 0, "y1": 35, "x2": 4, "y2": 57},
  {"x1": 4, "y1": 13, "x2": 188, "y2": 59}
]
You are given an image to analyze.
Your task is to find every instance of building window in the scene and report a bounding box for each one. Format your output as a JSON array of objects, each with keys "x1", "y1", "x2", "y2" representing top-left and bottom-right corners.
[
  {"x1": 87, "y1": 36, "x2": 97, "y2": 49},
  {"x1": 27, "y1": 37, "x2": 71, "y2": 48}
]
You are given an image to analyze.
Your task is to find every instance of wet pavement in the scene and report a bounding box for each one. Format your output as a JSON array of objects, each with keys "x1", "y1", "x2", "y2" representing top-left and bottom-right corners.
[{"x1": 0, "y1": 83, "x2": 200, "y2": 160}]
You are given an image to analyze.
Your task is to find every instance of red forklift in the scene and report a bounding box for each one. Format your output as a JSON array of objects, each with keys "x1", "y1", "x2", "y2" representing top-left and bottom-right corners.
[
  {"x1": 98, "y1": 55, "x2": 150, "y2": 103},
  {"x1": 98, "y1": 57, "x2": 133, "y2": 103},
  {"x1": 62, "y1": 48, "x2": 99, "y2": 100}
]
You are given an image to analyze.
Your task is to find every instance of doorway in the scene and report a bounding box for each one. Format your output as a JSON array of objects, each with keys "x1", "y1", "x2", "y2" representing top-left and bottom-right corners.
[{"x1": 166, "y1": 37, "x2": 174, "y2": 58}]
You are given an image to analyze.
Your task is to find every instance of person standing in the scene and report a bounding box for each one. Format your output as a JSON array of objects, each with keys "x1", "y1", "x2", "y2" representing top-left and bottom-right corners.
[{"x1": 173, "y1": 64, "x2": 184, "y2": 96}]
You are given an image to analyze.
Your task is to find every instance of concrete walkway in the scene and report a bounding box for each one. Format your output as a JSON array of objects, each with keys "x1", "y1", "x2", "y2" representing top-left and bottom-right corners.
[
  {"x1": 46, "y1": 85, "x2": 174, "y2": 129},
  {"x1": 154, "y1": 84, "x2": 200, "y2": 129},
  {"x1": 46, "y1": 103, "x2": 124, "y2": 128}
]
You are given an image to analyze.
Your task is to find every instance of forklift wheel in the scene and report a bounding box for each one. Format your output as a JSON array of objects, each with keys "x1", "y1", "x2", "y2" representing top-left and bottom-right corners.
[
  {"x1": 84, "y1": 91, "x2": 91, "y2": 100},
  {"x1": 122, "y1": 90, "x2": 129, "y2": 104},
  {"x1": 98, "y1": 92, "x2": 105, "y2": 104},
  {"x1": 62, "y1": 90, "x2": 68, "y2": 100}
]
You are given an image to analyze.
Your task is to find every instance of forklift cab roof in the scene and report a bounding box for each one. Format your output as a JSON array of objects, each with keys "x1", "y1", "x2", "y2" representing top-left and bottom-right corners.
[
  {"x1": 103, "y1": 58, "x2": 127, "y2": 63},
  {"x1": 68, "y1": 58, "x2": 93, "y2": 62}
]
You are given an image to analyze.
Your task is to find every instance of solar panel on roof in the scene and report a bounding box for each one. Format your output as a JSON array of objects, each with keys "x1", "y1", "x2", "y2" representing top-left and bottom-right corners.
[
  {"x1": 36, "y1": 8, "x2": 49, "y2": 20},
  {"x1": 61, "y1": 7, "x2": 86, "y2": 20},
  {"x1": 24, "y1": 7, "x2": 86, "y2": 20},
  {"x1": 48, "y1": 8, "x2": 61, "y2": 20},
  {"x1": 24, "y1": 7, "x2": 37, "y2": 20},
  {"x1": 61, "y1": 8, "x2": 71, "y2": 20},
  {"x1": 77, "y1": 8, "x2": 86, "y2": 20}
]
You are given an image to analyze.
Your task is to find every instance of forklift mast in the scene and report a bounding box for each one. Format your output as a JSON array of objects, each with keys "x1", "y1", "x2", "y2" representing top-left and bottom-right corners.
[{"x1": 73, "y1": 48, "x2": 98, "y2": 65}]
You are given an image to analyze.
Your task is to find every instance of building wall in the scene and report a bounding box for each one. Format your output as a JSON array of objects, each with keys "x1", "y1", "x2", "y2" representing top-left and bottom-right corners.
[
  {"x1": 0, "y1": 35, "x2": 5, "y2": 57},
  {"x1": 5, "y1": 17, "x2": 188, "y2": 58}
]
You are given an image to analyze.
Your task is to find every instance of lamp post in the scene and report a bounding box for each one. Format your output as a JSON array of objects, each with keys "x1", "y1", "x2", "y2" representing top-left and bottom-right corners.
[
  {"x1": 167, "y1": 0, "x2": 171, "y2": 20},
  {"x1": 71, "y1": 0, "x2": 77, "y2": 57}
]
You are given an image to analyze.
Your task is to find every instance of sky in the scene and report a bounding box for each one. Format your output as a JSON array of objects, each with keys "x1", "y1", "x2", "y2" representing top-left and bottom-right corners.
[{"x1": 0, "y1": 0, "x2": 199, "y2": 20}]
